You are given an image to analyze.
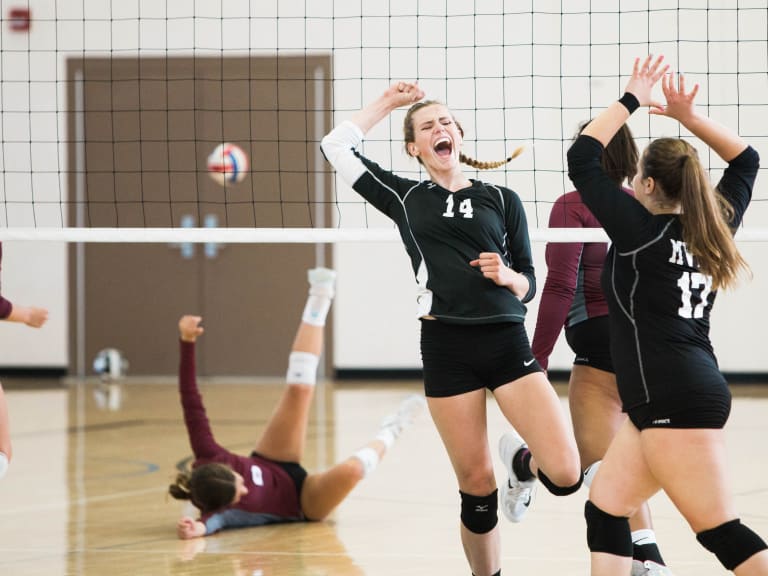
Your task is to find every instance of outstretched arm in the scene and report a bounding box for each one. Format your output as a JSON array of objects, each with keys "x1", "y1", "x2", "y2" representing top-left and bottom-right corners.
[
  {"x1": 568, "y1": 57, "x2": 667, "y2": 248},
  {"x1": 0, "y1": 244, "x2": 48, "y2": 328},
  {"x1": 532, "y1": 199, "x2": 586, "y2": 370},
  {"x1": 582, "y1": 55, "x2": 668, "y2": 146},
  {"x1": 178, "y1": 316, "x2": 224, "y2": 460},
  {"x1": 350, "y1": 81, "x2": 424, "y2": 134},
  {"x1": 320, "y1": 82, "x2": 425, "y2": 213},
  {"x1": 6, "y1": 305, "x2": 49, "y2": 328}
]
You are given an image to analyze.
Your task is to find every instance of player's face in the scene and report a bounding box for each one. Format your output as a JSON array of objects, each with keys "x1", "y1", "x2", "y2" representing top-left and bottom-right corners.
[
  {"x1": 231, "y1": 472, "x2": 248, "y2": 504},
  {"x1": 406, "y1": 104, "x2": 463, "y2": 171},
  {"x1": 632, "y1": 157, "x2": 653, "y2": 211}
]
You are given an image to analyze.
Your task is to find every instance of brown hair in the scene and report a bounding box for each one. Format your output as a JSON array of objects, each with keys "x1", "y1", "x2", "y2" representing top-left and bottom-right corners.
[
  {"x1": 168, "y1": 462, "x2": 236, "y2": 513},
  {"x1": 641, "y1": 138, "x2": 748, "y2": 289},
  {"x1": 403, "y1": 100, "x2": 521, "y2": 170},
  {"x1": 577, "y1": 120, "x2": 638, "y2": 186}
]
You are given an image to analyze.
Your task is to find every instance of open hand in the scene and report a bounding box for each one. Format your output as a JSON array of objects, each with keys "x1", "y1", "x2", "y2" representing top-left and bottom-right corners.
[
  {"x1": 624, "y1": 55, "x2": 668, "y2": 109},
  {"x1": 649, "y1": 71, "x2": 699, "y2": 123}
]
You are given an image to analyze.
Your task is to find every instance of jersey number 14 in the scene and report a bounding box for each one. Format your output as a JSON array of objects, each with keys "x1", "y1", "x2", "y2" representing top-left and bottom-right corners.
[{"x1": 442, "y1": 196, "x2": 474, "y2": 219}]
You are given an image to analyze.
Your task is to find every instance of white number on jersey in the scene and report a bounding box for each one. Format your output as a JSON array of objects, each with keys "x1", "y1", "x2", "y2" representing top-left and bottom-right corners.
[
  {"x1": 676, "y1": 271, "x2": 712, "y2": 319},
  {"x1": 251, "y1": 464, "x2": 264, "y2": 486},
  {"x1": 442, "y1": 195, "x2": 474, "y2": 219},
  {"x1": 459, "y1": 198, "x2": 473, "y2": 218},
  {"x1": 442, "y1": 195, "x2": 455, "y2": 217}
]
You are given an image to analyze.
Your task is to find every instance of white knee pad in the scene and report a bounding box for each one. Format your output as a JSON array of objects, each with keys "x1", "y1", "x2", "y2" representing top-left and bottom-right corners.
[
  {"x1": 286, "y1": 352, "x2": 319, "y2": 386},
  {"x1": 0, "y1": 452, "x2": 8, "y2": 479}
]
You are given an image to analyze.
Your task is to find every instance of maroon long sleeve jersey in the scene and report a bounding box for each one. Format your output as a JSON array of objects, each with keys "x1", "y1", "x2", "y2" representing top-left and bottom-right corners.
[
  {"x1": 531, "y1": 189, "x2": 631, "y2": 370},
  {"x1": 178, "y1": 341, "x2": 304, "y2": 534}
]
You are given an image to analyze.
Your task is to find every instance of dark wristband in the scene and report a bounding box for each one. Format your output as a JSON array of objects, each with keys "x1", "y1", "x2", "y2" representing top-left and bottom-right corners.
[{"x1": 618, "y1": 92, "x2": 640, "y2": 114}]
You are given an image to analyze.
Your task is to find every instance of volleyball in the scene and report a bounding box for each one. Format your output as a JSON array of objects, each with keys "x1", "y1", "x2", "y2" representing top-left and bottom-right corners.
[{"x1": 207, "y1": 143, "x2": 249, "y2": 185}]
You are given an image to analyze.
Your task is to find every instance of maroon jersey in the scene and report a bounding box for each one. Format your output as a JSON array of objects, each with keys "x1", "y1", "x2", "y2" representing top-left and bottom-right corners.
[
  {"x1": 531, "y1": 189, "x2": 631, "y2": 370},
  {"x1": 0, "y1": 244, "x2": 13, "y2": 319},
  {"x1": 179, "y1": 341, "x2": 304, "y2": 533}
]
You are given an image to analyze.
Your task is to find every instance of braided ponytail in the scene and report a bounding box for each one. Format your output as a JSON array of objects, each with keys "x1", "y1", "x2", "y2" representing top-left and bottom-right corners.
[
  {"x1": 459, "y1": 146, "x2": 524, "y2": 170},
  {"x1": 403, "y1": 100, "x2": 524, "y2": 170}
]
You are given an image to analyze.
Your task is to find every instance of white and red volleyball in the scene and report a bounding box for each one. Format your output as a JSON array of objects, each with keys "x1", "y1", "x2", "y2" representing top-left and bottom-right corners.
[{"x1": 207, "y1": 143, "x2": 249, "y2": 185}]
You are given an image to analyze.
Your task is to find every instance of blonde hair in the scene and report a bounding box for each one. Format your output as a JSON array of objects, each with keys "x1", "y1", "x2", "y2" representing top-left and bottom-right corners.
[
  {"x1": 403, "y1": 100, "x2": 522, "y2": 170},
  {"x1": 459, "y1": 147, "x2": 524, "y2": 170},
  {"x1": 641, "y1": 138, "x2": 749, "y2": 289}
]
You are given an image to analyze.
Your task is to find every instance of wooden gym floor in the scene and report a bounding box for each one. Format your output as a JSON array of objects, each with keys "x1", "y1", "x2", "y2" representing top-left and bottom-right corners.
[{"x1": 0, "y1": 377, "x2": 767, "y2": 576}]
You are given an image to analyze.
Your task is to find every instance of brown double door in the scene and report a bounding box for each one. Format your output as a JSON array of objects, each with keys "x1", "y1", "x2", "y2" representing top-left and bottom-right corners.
[{"x1": 67, "y1": 55, "x2": 333, "y2": 377}]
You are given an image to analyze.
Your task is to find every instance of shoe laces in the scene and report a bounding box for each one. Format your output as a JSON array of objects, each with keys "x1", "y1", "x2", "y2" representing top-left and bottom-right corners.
[
  {"x1": 504, "y1": 479, "x2": 532, "y2": 506},
  {"x1": 642, "y1": 561, "x2": 673, "y2": 576}
]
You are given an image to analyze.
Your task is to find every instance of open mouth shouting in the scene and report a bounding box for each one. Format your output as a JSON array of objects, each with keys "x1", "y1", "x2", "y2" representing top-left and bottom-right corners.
[{"x1": 434, "y1": 136, "x2": 453, "y2": 158}]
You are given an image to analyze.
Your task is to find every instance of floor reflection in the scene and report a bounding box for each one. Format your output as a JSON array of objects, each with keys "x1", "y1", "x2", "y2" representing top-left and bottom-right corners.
[{"x1": 0, "y1": 379, "x2": 765, "y2": 576}]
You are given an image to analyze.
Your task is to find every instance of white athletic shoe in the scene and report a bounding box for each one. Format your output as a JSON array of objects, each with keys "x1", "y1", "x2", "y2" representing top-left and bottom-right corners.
[
  {"x1": 498, "y1": 429, "x2": 537, "y2": 522},
  {"x1": 631, "y1": 560, "x2": 675, "y2": 576},
  {"x1": 308, "y1": 267, "x2": 337, "y2": 297},
  {"x1": 378, "y1": 394, "x2": 427, "y2": 443}
]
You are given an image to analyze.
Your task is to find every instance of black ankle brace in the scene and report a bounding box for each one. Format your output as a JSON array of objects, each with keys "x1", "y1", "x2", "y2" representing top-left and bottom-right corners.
[{"x1": 512, "y1": 447, "x2": 534, "y2": 481}]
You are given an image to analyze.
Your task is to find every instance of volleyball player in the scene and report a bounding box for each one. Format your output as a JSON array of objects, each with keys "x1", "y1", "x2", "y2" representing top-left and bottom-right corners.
[
  {"x1": 321, "y1": 82, "x2": 582, "y2": 576},
  {"x1": 168, "y1": 267, "x2": 425, "y2": 538},
  {"x1": 0, "y1": 242, "x2": 49, "y2": 480},
  {"x1": 568, "y1": 55, "x2": 768, "y2": 575},
  {"x1": 532, "y1": 124, "x2": 673, "y2": 576}
]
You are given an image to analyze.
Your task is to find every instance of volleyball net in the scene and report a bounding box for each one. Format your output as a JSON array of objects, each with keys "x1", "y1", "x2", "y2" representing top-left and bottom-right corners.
[{"x1": 1, "y1": 1, "x2": 767, "y2": 243}]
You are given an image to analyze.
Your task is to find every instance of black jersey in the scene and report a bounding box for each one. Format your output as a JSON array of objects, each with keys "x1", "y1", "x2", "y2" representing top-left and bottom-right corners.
[
  {"x1": 322, "y1": 121, "x2": 535, "y2": 325},
  {"x1": 568, "y1": 135, "x2": 759, "y2": 410}
]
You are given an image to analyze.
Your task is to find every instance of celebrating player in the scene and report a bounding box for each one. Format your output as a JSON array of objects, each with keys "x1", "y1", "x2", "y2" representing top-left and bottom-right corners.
[
  {"x1": 568, "y1": 55, "x2": 768, "y2": 575},
  {"x1": 532, "y1": 122, "x2": 673, "y2": 575},
  {"x1": 322, "y1": 82, "x2": 581, "y2": 576}
]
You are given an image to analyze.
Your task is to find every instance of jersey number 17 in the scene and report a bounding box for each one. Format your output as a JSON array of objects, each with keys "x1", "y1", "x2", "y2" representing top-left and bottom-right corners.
[{"x1": 676, "y1": 271, "x2": 713, "y2": 319}]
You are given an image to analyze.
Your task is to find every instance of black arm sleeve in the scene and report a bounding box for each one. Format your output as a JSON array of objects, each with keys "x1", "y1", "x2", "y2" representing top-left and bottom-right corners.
[{"x1": 567, "y1": 134, "x2": 652, "y2": 249}]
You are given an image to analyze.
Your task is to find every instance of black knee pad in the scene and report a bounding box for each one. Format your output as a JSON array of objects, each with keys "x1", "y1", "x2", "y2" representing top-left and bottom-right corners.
[
  {"x1": 697, "y1": 519, "x2": 768, "y2": 570},
  {"x1": 539, "y1": 469, "x2": 583, "y2": 496},
  {"x1": 584, "y1": 500, "x2": 633, "y2": 556},
  {"x1": 460, "y1": 489, "x2": 498, "y2": 534}
]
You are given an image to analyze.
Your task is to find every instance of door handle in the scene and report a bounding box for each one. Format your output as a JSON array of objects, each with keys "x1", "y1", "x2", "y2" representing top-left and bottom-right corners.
[
  {"x1": 204, "y1": 213, "x2": 222, "y2": 259},
  {"x1": 172, "y1": 214, "x2": 195, "y2": 259}
]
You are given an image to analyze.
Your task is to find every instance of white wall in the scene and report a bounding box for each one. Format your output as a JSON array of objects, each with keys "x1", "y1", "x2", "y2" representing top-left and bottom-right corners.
[
  {"x1": 0, "y1": 1, "x2": 766, "y2": 373},
  {"x1": 334, "y1": 236, "x2": 768, "y2": 373},
  {"x1": 0, "y1": 242, "x2": 68, "y2": 368},
  {"x1": 334, "y1": 242, "x2": 422, "y2": 369}
]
